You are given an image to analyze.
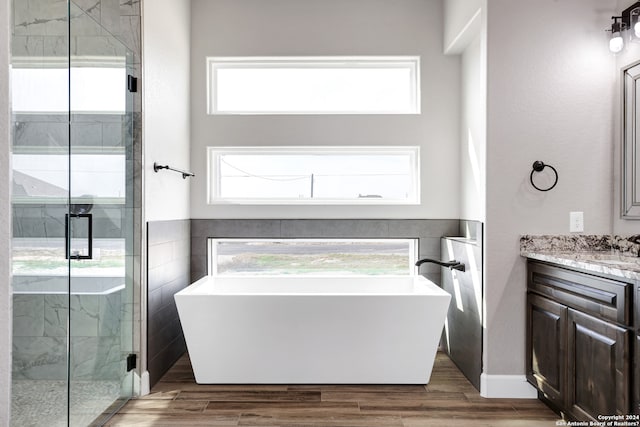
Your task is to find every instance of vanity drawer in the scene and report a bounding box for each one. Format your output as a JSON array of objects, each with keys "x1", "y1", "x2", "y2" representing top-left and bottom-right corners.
[{"x1": 528, "y1": 261, "x2": 632, "y2": 326}]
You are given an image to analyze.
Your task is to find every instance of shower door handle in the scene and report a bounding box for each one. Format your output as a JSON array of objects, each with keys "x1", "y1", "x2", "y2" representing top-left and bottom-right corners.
[{"x1": 65, "y1": 213, "x2": 93, "y2": 260}]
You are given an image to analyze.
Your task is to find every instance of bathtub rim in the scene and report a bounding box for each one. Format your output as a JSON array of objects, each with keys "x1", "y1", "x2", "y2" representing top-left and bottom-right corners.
[{"x1": 176, "y1": 274, "x2": 448, "y2": 297}]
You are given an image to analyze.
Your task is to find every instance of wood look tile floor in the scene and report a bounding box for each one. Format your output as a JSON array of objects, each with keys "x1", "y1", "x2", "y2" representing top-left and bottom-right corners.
[{"x1": 106, "y1": 353, "x2": 561, "y2": 426}]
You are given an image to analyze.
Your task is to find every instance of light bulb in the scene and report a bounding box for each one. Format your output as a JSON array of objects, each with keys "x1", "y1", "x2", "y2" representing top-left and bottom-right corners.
[
  {"x1": 634, "y1": 21, "x2": 640, "y2": 38},
  {"x1": 610, "y1": 32, "x2": 624, "y2": 53}
]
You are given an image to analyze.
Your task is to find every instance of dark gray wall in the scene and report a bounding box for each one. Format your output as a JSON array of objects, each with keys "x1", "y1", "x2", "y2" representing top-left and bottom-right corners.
[
  {"x1": 440, "y1": 221, "x2": 484, "y2": 390},
  {"x1": 147, "y1": 220, "x2": 190, "y2": 387},
  {"x1": 191, "y1": 219, "x2": 461, "y2": 284}
]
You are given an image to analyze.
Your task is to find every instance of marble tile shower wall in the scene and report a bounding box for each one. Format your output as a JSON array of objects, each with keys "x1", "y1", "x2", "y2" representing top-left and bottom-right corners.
[
  {"x1": 11, "y1": 0, "x2": 142, "y2": 381},
  {"x1": 13, "y1": 0, "x2": 141, "y2": 61},
  {"x1": 13, "y1": 204, "x2": 129, "y2": 239},
  {"x1": 12, "y1": 291, "x2": 124, "y2": 380}
]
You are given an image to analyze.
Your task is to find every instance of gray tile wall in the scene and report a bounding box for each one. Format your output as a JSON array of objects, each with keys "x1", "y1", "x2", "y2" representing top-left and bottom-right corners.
[
  {"x1": 190, "y1": 219, "x2": 462, "y2": 284},
  {"x1": 147, "y1": 220, "x2": 190, "y2": 387},
  {"x1": 440, "y1": 221, "x2": 484, "y2": 390},
  {"x1": 459, "y1": 219, "x2": 483, "y2": 243}
]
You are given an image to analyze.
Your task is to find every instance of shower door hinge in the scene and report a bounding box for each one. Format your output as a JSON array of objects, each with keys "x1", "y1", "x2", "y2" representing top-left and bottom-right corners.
[
  {"x1": 126, "y1": 353, "x2": 137, "y2": 372},
  {"x1": 127, "y1": 75, "x2": 138, "y2": 93}
]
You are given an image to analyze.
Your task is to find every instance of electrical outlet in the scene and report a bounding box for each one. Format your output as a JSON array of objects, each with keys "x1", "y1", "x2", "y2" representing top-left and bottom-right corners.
[{"x1": 570, "y1": 211, "x2": 584, "y2": 233}]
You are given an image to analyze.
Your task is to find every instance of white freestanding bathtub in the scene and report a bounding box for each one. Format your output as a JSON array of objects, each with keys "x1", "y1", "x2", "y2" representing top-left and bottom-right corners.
[{"x1": 175, "y1": 275, "x2": 451, "y2": 384}]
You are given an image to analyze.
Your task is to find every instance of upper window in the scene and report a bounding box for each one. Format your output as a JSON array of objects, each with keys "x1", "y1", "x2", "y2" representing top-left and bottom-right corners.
[
  {"x1": 208, "y1": 146, "x2": 420, "y2": 205},
  {"x1": 12, "y1": 66, "x2": 127, "y2": 114},
  {"x1": 207, "y1": 56, "x2": 420, "y2": 115}
]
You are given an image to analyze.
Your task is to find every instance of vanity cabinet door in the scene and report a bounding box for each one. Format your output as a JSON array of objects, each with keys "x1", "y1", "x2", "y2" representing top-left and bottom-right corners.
[
  {"x1": 526, "y1": 292, "x2": 567, "y2": 408},
  {"x1": 567, "y1": 308, "x2": 631, "y2": 420}
]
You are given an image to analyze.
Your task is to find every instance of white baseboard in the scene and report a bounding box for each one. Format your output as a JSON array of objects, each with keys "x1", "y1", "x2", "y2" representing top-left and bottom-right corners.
[
  {"x1": 134, "y1": 370, "x2": 150, "y2": 396},
  {"x1": 480, "y1": 373, "x2": 538, "y2": 398}
]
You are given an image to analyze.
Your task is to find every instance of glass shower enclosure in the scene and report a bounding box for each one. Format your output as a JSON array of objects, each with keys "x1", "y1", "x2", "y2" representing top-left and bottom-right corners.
[{"x1": 11, "y1": 2, "x2": 137, "y2": 425}]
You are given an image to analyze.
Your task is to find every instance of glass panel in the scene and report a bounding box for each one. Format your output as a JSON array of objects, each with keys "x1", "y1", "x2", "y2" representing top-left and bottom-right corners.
[
  {"x1": 10, "y1": 0, "x2": 70, "y2": 425},
  {"x1": 11, "y1": 1, "x2": 136, "y2": 425},
  {"x1": 210, "y1": 239, "x2": 417, "y2": 276},
  {"x1": 68, "y1": 3, "x2": 133, "y2": 425}
]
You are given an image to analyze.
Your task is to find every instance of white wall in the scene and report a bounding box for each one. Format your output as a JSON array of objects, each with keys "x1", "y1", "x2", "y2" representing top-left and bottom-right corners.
[
  {"x1": 443, "y1": 0, "x2": 487, "y2": 223},
  {"x1": 190, "y1": 0, "x2": 460, "y2": 220},
  {"x1": 460, "y1": 34, "x2": 486, "y2": 222},
  {"x1": 0, "y1": 0, "x2": 10, "y2": 420},
  {"x1": 443, "y1": 0, "x2": 484, "y2": 54},
  {"x1": 483, "y1": 0, "x2": 616, "y2": 393},
  {"x1": 143, "y1": 0, "x2": 191, "y2": 222},
  {"x1": 613, "y1": 0, "x2": 640, "y2": 234}
]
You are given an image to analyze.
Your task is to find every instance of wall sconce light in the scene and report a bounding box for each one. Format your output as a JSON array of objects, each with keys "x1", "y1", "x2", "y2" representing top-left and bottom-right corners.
[
  {"x1": 609, "y1": 2, "x2": 640, "y2": 53},
  {"x1": 631, "y1": 6, "x2": 640, "y2": 37},
  {"x1": 610, "y1": 16, "x2": 625, "y2": 53}
]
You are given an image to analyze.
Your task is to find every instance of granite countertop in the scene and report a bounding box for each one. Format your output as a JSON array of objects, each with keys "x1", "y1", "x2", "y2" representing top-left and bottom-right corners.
[{"x1": 520, "y1": 235, "x2": 640, "y2": 281}]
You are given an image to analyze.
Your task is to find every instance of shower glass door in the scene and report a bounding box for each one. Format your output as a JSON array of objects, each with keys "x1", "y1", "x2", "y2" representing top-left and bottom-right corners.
[
  {"x1": 67, "y1": 2, "x2": 135, "y2": 425},
  {"x1": 10, "y1": 2, "x2": 135, "y2": 425}
]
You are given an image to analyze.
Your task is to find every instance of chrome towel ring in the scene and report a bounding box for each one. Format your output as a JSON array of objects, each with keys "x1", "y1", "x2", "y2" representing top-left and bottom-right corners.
[{"x1": 530, "y1": 160, "x2": 558, "y2": 192}]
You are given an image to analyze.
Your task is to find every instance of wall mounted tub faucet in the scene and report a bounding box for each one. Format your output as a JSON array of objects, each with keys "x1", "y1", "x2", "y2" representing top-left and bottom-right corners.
[
  {"x1": 415, "y1": 258, "x2": 465, "y2": 272},
  {"x1": 627, "y1": 234, "x2": 640, "y2": 244}
]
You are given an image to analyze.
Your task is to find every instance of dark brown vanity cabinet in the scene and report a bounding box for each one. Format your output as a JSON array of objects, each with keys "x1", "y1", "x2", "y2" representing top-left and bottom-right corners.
[{"x1": 526, "y1": 261, "x2": 634, "y2": 420}]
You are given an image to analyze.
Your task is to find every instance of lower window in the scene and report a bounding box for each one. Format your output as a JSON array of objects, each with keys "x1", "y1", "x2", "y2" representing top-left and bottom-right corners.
[{"x1": 209, "y1": 238, "x2": 418, "y2": 276}]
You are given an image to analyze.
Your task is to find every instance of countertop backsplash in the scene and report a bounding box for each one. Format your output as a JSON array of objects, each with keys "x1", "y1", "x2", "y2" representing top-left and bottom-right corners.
[
  {"x1": 520, "y1": 234, "x2": 640, "y2": 257},
  {"x1": 520, "y1": 234, "x2": 640, "y2": 281},
  {"x1": 612, "y1": 235, "x2": 640, "y2": 257}
]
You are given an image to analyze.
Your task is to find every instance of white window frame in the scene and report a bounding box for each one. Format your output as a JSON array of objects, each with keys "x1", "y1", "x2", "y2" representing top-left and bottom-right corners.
[
  {"x1": 208, "y1": 238, "x2": 419, "y2": 276},
  {"x1": 206, "y1": 56, "x2": 421, "y2": 115},
  {"x1": 207, "y1": 146, "x2": 421, "y2": 205}
]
